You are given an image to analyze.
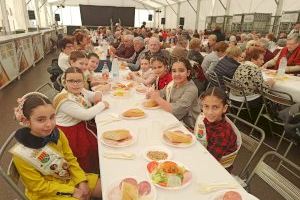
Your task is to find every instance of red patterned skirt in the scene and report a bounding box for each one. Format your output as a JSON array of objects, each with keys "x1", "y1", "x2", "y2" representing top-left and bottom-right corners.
[{"x1": 57, "y1": 121, "x2": 99, "y2": 173}]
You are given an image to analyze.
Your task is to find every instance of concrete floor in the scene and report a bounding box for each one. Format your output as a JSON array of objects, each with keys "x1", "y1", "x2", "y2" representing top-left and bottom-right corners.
[{"x1": 0, "y1": 51, "x2": 299, "y2": 200}]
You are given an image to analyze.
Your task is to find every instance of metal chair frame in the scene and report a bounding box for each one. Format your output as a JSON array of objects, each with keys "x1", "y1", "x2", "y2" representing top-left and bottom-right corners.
[
  {"x1": 0, "y1": 131, "x2": 27, "y2": 200},
  {"x1": 206, "y1": 71, "x2": 221, "y2": 89},
  {"x1": 253, "y1": 87, "x2": 294, "y2": 153},
  {"x1": 35, "y1": 82, "x2": 59, "y2": 101},
  {"x1": 223, "y1": 76, "x2": 253, "y2": 121},
  {"x1": 246, "y1": 151, "x2": 300, "y2": 200},
  {"x1": 227, "y1": 113, "x2": 265, "y2": 179}
]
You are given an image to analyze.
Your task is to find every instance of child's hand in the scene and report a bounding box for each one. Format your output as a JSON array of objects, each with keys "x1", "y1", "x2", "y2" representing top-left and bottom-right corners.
[
  {"x1": 94, "y1": 92, "x2": 102, "y2": 104},
  {"x1": 145, "y1": 86, "x2": 155, "y2": 99},
  {"x1": 78, "y1": 182, "x2": 90, "y2": 200},
  {"x1": 149, "y1": 90, "x2": 160, "y2": 101},
  {"x1": 73, "y1": 188, "x2": 85, "y2": 199},
  {"x1": 103, "y1": 101, "x2": 109, "y2": 109}
]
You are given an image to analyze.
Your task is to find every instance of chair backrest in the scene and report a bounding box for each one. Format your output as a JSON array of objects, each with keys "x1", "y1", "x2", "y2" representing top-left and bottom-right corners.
[
  {"x1": 207, "y1": 71, "x2": 221, "y2": 88},
  {"x1": 223, "y1": 76, "x2": 246, "y2": 98},
  {"x1": 35, "y1": 82, "x2": 59, "y2": 101},
  {"x1": 0, "y1": 131, "x2": 27, "y2": 199},
  {"x1": 261, "y1": 87, "x2": 294, "y2": 121},
  {"x1": 227, "y1": 113, "x2": 265, "y2": 178},
  {"x1": 246, "y1": 151, "x2": 300, "y2": 200}
]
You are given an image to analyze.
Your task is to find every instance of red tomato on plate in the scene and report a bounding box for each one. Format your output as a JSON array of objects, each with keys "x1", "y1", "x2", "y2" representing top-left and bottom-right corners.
[{"x1": 147, "y1": 161, "x2": 158, "y2": 173}]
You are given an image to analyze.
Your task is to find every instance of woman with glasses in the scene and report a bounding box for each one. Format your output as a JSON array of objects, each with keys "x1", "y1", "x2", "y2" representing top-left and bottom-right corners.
[
  {"x1": 58, "y1": 36, "x2": 75, "y2": 72},
  {"x1": 53, "y1": 67, "x2": 109, "y2": 173}
]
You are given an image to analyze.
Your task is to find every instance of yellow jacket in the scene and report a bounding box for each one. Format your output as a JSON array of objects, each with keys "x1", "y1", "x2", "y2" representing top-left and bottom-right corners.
[{"x1": 13, "y1": 130, "x2": 97, "y2": 200}]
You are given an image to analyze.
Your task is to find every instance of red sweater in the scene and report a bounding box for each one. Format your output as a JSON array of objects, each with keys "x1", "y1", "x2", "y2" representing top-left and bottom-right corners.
[
  {"x1": 156, "y1": 73, "x2": 173, "y2": 90},
  {"x1": 275, "y1": 45, "x2": 300, "y2": 70}
]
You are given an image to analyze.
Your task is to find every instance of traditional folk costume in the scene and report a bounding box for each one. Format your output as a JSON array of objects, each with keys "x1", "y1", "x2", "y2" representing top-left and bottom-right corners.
[
  {"x1": 53, "y1": 89, "x2": 106, "y2": 173},
  {"x1": 194, "y1": 114, "x2": 242, "y2": 170},
  {"x1": 154, "y1": 72, "x2": 173, "y2": 90},
  {"x1": 11, "y1": 128, "x2": 98, "y2": 200},
  {"x1": 161, "y1": 80, "x2": 200, "y2": 129}
]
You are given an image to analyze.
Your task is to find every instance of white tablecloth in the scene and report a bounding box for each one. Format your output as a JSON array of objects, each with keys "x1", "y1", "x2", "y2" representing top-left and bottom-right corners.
[
  {"x1": 95, "y1": 79, "x2": 252, "y2": 200},
  {"x1": 263, "y1": 70, "x2": 300, "y2": 102}
]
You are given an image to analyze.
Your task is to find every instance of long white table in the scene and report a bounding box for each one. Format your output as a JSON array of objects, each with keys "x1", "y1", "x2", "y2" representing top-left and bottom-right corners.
[
  {"x1": 263, "y1": 70, "x2": 300, "y2": 102},
  {"x1": 95, "y1": 76, "x2": 254, "y2": 200}
]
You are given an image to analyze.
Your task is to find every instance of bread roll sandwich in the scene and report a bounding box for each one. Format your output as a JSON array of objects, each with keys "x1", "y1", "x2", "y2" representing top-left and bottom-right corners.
[
  {"x1": 164, "y1": 131, "x2": 192, "y2": 143},
  {"x1": 122, "y1": 108, "x2": 145, "y2": 118},
  {"x1": 121, "y1": 182, "x2": 138, "y2": 200},
  {"x1": 143, "y1": 99, "x2": 158, "y2": 108},
  {"x1": 102, "y1": 129, "x2": 131, "y2": 141}
]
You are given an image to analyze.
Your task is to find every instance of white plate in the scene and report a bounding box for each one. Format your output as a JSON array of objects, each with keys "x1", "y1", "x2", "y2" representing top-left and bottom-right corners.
[
  {"x1": 142, "y1": 146, "x2": 172, "y2": 161},
  {"x1": 100, "y1": 129, "x2": 137, "y2": 148},
  {"x1": 146, "y1": 160, "x2": 192, "y2": 190},
  {"x1": 105, "y1": 177, "x2": 157, "y2": 200},
  {"x1": 110, "y1": 90, "x2": 131, "y2": 99},
  {"x1": 210, "y1": 189, "x2": 259, "y2": 200},
  {"x1": 162, "y1": 130, "x2": 196, "y2": 148}
]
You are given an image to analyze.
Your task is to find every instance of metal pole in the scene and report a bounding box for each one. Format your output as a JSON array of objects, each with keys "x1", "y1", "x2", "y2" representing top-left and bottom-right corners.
[
  {"x1": 176, "y1": 2, "x2": 181, "y2": 27},
  {"x1": 0, "y1": 0, "x2": 11, "y2": 34},
  {"x1": 225, "y1": 0, "x2": 231, "y2": 15},
  {"x1": 22, "y1": 0, "x2": 30, "y2": 32},
  {"x1": 195, "y1": 0, "x2": 201, "y2": 30},
  {"x1": 34, "y1": 0, "x2": 41, "y2": 31},
  {"x1": 274, "y1": 0, "x2": 283, "y2": 36}
]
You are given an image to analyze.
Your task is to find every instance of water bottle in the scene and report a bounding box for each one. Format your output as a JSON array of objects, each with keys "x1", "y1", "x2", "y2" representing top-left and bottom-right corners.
[
  {"x1": 102, "y1": 62, "x2": 110, "y2": 81},
  {"x1": 111, "y1": 58, "x2": 119, "y2": 81},
  {"x1": 277, "y1": 56, "x2": 287, "y2": 76}
]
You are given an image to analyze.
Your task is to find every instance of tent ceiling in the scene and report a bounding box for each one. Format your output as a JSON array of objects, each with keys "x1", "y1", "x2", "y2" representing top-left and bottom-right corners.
[{"x1": 47, "y1": 0, "x2": 188, "y2": 9}]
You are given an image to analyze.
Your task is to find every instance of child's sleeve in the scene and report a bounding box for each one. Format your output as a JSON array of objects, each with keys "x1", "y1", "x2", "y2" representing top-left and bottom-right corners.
[
  {"x1": 13, "y1": 155, "x2": 75, "y2": 196},
  {"x1": 60, "y1": 131, "x2": 88, "y2": 185}
]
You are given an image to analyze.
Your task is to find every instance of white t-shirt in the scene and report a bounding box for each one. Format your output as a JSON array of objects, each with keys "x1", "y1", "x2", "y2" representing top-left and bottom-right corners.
[{"x1": 58, "y1": 52, "x2": 71, "y2": 72}]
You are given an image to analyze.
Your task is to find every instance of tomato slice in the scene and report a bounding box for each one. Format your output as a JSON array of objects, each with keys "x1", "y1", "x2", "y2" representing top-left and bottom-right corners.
[
  {"x1": 158, "y1": 182, "x2": 167, "y2": 187},
  {"x1": 147, "y1": 161, "x2": 158, "y2": 173}
]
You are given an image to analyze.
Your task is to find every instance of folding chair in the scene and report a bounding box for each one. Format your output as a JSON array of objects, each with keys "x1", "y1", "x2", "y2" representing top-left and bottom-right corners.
[
  {"x1": 227, "y1": 113, "x2": 265, "y2": 180},
  {"x1": 206, "y1": 71, "x2": 221, "y2": 89},
  {"x1": 0, "y1": 131, "x2": 27, "y2": 200},
  {"x1": 253, "y1": 87, "x2": 294, "y2": 154},
  {"x1": 35, "y1": 82, "x2": 58, "y2": 101},
  {"x1": 223, "y1": 76, "x2": 253, "y2": 121},
  {"x1": 246, "y1": 151, "x2": 300, "y2": 200}
]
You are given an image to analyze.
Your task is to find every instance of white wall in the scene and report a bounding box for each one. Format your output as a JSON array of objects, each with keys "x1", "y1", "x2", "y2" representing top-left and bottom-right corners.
[{"x1": 63, "y1": 0, "x2": 153, "y2": 9}]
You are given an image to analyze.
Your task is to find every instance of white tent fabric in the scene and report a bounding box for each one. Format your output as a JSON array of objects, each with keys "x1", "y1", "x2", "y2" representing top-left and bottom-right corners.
[{"x1": 2, "y1": 0, "x2": 300, "y2": 31}]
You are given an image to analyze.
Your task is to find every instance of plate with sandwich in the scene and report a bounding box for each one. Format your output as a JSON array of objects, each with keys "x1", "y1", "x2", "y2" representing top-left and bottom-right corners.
[
  {"x1": 210, "y1": 190, "x2": 259, "y2": 200},
  {"x1": 162, "y1": 130, "x2": 195, "y2": 148},
  {"x1": 106, "y1": 177, "x2": 157, "y2": 200},
  {"x1": 101, "y1": 129, "x2": 137, "y2": 148},
  {"x1": 147, "y1": 160, "x2": 192, "y2": 190},
  {"x1": 121, "y1": 108, "x2": 146, "y2": 120},
  {"x1": 142, "y1": 99, "x2": 160, "y2": 110}
]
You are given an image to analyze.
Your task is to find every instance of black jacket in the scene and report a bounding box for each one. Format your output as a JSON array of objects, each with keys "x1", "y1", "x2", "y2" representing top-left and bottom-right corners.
[{"x1": 214, "y1": 56, "x2": 240, "y2": 86}]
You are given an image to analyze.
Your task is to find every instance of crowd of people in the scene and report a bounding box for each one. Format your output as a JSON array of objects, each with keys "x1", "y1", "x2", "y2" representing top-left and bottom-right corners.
[{"x1": 10, "y1": 22, "x2": 300, "y2": 199}]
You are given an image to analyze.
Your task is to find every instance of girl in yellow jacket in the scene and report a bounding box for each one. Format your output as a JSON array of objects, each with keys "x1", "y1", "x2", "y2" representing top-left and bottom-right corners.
[{"x1": 11, "y1": 92, "x2": 101, "y2": 200}]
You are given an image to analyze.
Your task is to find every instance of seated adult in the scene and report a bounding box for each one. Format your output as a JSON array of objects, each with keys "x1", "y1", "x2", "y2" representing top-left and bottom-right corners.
[
  {"x1": 232, "y1": 47, "x2": 275, "y2": 118},
  {"x1": 214, "y1": 46, "x2": 242, "y2": 86},
  {"x1": 58, "y1": 36, "x2": 74, "y2": 72},
  {"x1": 202, "y1": 41, "x2": 228, "y2": 79},
  {"x1": 127, "y1": 37, "x2": 148, "y2": 71},
  {"x1": 202, "y1": 34, "x2": 217, "y2": 53},
  {"x1": 110, "y1": 34, "x2": 135, "y2": 59},
  {"x1": 263, "y1": 33, "x2": 300, "y2": 74},
  {"x1": 187, "y1": 38, "x2": 204, "y2": 65},
  {"x1": 258, "y1": 38, "x2": 275, "y2": 64},
  {"x1": 142, "y1": 37, "x2": 171, "y2": 65}
]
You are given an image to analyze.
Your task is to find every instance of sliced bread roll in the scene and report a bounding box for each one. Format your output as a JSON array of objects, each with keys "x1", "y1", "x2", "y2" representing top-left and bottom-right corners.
[
  {"x1": 102, "y1": 129, "x2": 130, "y2": 141},
  {"x1": 143, "y1": 99, "x2": 158, "y2": 108},
  {"x1": 121, "y1": 182, "x2": 138, "y2": 200},
  {"x1": 164, "y1": 131, "x2": 192, "y2": 143},
  {"x1": 122, "y1": 108, "x2": 145, "y2": 117}
]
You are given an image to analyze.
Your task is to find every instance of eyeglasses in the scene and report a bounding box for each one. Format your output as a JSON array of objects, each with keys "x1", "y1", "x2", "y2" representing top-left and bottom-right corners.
[{"x1": 66, "y1": 79, "x2": 83, "y2": 84}]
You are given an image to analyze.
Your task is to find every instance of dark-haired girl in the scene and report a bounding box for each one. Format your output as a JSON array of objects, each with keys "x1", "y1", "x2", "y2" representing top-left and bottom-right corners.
[
  {"x1": 12, "y1": 92, "x2": 102, "y2": 200},
  {"x1": 147, "y1": 58, "x2": 200, "y2": 129},
  {"x1": 53, "y1": 67, "x2": 109, "y2": 173},
  {"x1": 151, "y1": 56, "x2": 173, "y2": 90},
  {"x1": 194, "y1": 87, "x2": 241, "y2": 171}
]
